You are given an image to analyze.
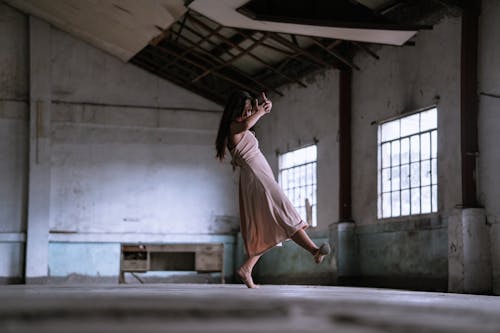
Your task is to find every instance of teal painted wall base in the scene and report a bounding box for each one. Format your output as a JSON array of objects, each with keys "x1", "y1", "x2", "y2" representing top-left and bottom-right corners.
[
  {"x1": 0, "y1": 234, "x2": 25, "y2": 284},
  {"x1": 47, "y1": 235, "x2": 236, "y2": 284},
  {"x1": 48, "y1": 242, "x2": 120, "y2": 278},
  {"x1": 251, "y1": 235, "x2": 335, "y2": 285},
  {"x1": 335, "y1": 217, "x2": 449, "y2": 292}
]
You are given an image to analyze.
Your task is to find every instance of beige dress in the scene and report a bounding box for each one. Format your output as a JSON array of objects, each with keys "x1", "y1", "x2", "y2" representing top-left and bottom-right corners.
[{"x1": 230, "y1": 130, "x2": 308, "y2": 257}]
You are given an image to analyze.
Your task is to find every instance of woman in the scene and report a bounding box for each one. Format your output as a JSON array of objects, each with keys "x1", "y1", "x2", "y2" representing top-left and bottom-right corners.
[{"x1": 215, "y1": 90, "x2": 330, "y2": 288}]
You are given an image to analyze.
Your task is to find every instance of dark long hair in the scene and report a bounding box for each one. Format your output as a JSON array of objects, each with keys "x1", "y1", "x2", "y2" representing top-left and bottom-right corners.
[{"x1": 215, "y1": 90, "x2": 252, "y2": 161}]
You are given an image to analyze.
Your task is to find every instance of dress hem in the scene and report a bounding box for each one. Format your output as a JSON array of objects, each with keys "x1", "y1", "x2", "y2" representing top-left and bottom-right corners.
[{"x1": 245, "y1": 221, "x2": 309, "y2": 257}]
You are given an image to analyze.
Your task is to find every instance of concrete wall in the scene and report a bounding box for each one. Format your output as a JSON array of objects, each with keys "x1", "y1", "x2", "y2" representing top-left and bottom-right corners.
[
  {"x1": 356, "y1": 219, "x2": 448, "y2": 290},
  {"x1": 0, "y1": 2, "x2": 239, "y2": 283},
  {"x1": 46, "y1": 27, "x2": 238, "y2": 281},
  {"x1": 48, "y1": 24, "x2": 236, "y2": 235},
  {"x1": 0, "y1": 2, "x2": 28, "y2": 283},
  {"x1": 255, "y1": 15, "x2": 459, "y2": 288},
  {"x1": 478, "y1": 0, "x2": 500, "y2": 295},
  {"x1": 352, "y1": 15, "x2": 461, "y2": 225},
  {"x1": 348, "y1": 15, "x2": 460, "y2": 290}
]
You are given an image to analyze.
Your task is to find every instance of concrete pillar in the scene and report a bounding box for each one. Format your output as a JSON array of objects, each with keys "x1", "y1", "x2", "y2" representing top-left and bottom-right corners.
[
  {"x1": 491, "y1": 222, "x2": 500, "y2": 295},
  {"x1": 328, "y1": 222, "x2": 339, "y2": 283},
  {"x1": 25, "y1": 16, "x2": 52, "y2": 283},
  {"x1": 448, "y1": 208, "x2": 492, "y2": 294},
  {"x1": 334, "y1": 221, "x2": 358, "y2": 283}
]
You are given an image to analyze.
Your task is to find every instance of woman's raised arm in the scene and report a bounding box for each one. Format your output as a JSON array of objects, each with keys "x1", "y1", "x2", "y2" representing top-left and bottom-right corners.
[{"x1": 230, "y1": 95, "x2": 272, "y2": 134}]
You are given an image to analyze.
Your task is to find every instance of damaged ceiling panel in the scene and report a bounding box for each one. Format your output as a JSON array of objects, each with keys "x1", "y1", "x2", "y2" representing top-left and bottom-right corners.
[
  {"x1": 5, "y1": 0, "x2": 186, "y2": 61},
  {"x1": 188, "y1": 0, "x2": 427, "y2": 46},
  {"x1": 132, "y1": 10, "x2": 374, "y2": 105},
  {"x1": 131, "y1": 0, "x2": 460, "y2": 105}
]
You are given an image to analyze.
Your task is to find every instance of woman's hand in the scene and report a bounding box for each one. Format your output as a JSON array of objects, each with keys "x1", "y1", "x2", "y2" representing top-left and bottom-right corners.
[
  {"x1": 252, "y1": 92, "x2": 272, "y2": 114},
  {"x1": 262, "y1": 92, "x2": 272, "y2": 113}
]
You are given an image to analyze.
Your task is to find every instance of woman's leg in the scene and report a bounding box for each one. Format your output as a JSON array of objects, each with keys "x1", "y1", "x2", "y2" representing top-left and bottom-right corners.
[
  {"x1": 237, "y1": 255, "x2": 261, "y2": 288},
  {"x1": 291, "y1": 228, "x2": 330, "y2": 264},
  {"x1": 291, "y1": 229, "x2": 318, "y2": 254}
]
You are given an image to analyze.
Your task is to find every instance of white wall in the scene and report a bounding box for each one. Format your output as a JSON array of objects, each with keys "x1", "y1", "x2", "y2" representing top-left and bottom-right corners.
[
  {"x1": 478, "y1": 0, "x2": 500, "y2": 294},
  {"x1": 0, "y1": 1, "x2": 240, "y2": 281},
  {"x1": 256, "y1": 14, "x2": 461, "y2": 288},
  {"x1": 352, "y1": 15, "x2": 461, "y2": 226},
  {"x1": 48, "y1": 27, "x2": 238, "y2": 235}
]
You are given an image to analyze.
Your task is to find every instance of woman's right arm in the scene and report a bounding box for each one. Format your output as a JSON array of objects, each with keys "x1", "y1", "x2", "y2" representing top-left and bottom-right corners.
[
  {"x1": 230, "y1": 108, "x2": 266, "y2": 134},
  {"x1": 230, "y1": 99, "x2": 272, "y2": 134}
]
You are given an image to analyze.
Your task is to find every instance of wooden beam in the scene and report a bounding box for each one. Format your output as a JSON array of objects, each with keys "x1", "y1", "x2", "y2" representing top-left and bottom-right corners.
[
  {"x1": 352, "y1": 41, "x2": 380, "y2": 60},
  {"x1": 192, "y1": 33, "x2": 268, "y2": 83},
  {"x1": 153, "y1": 44, "x2": 261, "y2": 96},
  {"x1": 269, "y1": 33, "x2": 334, "y2": 69},
  {"x1": 310, "y1": 37, "x2": 360, "y2": 70},
  {"x1": 188, "y1": 13, "x2": 308, "y2": 88},
  {"x1": 168, "y1": 27, "x2": 283, "y2": 96},
  {"x1": 156, "y1": 24, "x2": 223, "y2": 71},
  {"x1": 131, "y1": 55, "x2": 226, "y2": 104}
]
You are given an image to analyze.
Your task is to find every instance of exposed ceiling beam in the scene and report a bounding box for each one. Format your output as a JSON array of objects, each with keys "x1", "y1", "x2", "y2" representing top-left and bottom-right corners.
[
  {"x1": 167, "y1": 25, "x2": 284, "y2": 96},
  {"x1": 188, "y1": 13, "x2": 308, "y2": 88}
]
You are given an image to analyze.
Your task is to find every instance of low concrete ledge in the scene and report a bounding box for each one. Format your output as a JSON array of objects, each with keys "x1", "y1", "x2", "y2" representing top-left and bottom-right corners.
[
  {"x1": 0, "y1": 233, "x2": 26, "y2": 242},
  {"x1": 48, "y1": 232, "x2": 236, "y2": 244},
  {"x1": 356, "y1": 216, "x2": 446, "y2": 235}
]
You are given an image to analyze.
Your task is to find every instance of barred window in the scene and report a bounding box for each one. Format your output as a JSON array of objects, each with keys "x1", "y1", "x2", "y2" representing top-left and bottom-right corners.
[
  {"x1": 278, "y1": 145, "x2": 317, "y2": 227},
  {"x1": 378, "y1": 108, "x2": 438, "y2": 219}
]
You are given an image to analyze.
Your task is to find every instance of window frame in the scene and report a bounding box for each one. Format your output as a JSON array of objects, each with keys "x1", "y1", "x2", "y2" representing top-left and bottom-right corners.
[
  {"x1": 278, "y1": 144, "x2": 318, "y2": 227},
  {"x1": 377, "y1": 106, "x2": 438, "y2": 220}
]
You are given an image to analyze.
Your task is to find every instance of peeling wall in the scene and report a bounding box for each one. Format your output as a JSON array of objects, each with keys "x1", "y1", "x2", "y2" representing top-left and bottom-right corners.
[
  {"x1": 46, "y1": 14, "x2": 239, "y2": 236},
  {"x1": 347, "y1": 15, "x2": 461, "y2": 289},
  {"x1": 2, "y1": 0, "x2": 499, "y2": 290},
  {"x1": 352, "y1": 15, "x2": 461, "y2": 225},
  {"x1": 0, "y1": 2, "x2": 239, "y2": 282},
  {"x1": 45, "y1": 21, "x2": 238, "y2": 280},
  {"x1": 256, "y1": 15, "x2": 460, "y2": 288}
]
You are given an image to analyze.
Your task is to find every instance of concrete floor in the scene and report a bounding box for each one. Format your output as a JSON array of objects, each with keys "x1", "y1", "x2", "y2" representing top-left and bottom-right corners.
[{"x1": 0, "y1": 284, "x2": 499, "y2": 333}]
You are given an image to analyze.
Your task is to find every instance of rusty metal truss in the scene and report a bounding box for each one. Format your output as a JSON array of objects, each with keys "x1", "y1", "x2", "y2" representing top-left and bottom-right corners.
[{"x1": 130, "y1": 10, "x2": 379, "y2": 105}]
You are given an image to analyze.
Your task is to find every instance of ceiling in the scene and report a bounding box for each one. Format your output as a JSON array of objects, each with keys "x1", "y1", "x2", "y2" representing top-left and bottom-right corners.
[
  {"x1": 132, "y1": 0, "x2": 462, "y2": 105},
  {"x1": 5, "y1": 0, "x2": 187, "y2": 61},
  {"x1": 6, "y1": 0, "x2": 464, "y2": 105}
]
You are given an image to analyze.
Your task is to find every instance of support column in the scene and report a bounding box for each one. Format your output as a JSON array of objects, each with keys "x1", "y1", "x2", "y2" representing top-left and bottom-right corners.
[
  {"x1": 330, "y1": 69, "x2": 358, "y2": 284},
  {"x1": 460, "y1": 0, "x2": 479, "y2": 206},
  {"x1": 448, "y1": 3, "x2": 491, "y2": 294},
  {"x1": 25, "y1": 16, "x2": 52, "y2": 283},
  {"x1": 338, "y1": 70, "x2": 352, "y2": 222}
]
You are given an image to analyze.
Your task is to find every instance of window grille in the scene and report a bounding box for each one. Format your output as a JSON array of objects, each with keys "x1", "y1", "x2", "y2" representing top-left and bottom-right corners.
[
  {"x1": 279, "y1": 145, "x2": 318, "y2": 226},
  {"x1": 377, "y1": 108, "x2": 438, "y2": 219}
]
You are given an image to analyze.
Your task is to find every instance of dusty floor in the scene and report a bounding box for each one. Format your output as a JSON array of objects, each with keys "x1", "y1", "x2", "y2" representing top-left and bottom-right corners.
[{"x1": 0, "y1": 283, "x2": 499, "y2": 333}]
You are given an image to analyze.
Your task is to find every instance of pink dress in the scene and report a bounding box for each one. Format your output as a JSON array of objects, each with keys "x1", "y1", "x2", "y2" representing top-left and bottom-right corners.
[{"x1": 230, "y1": 130, "x2": 308, "y2": 257}]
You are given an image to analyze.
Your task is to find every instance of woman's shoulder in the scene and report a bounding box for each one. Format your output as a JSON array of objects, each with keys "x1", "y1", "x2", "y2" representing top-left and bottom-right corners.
[{"x1": 228, "y1": 130, "x2": 248, "y2": 151}]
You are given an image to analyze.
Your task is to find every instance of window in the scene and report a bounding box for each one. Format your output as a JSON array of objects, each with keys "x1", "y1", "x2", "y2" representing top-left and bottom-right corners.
[
  {"x1": 378, "y1": 108, "x2": 438, "y2": 219},
  {"x1": 279, "y1": 145, "x2": 317, "y2": 227}
]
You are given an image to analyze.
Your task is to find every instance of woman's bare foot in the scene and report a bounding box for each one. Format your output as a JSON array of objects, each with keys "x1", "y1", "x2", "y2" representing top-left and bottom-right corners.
[
  {"x1": 237, "y1": 266, "x2": 259, "y2": 288},
  {"x1": 313, "y1": 243, "x2": 331, "y2": 264}
]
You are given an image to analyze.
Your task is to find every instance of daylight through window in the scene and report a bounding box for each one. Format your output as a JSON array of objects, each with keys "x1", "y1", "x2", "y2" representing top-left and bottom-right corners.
[
  {"x1": 378, "y1": 108, "x2": 438, "y2": 219},
  {"x1": 279, "y1": 145, "x2": 317, "y2": 227}
]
